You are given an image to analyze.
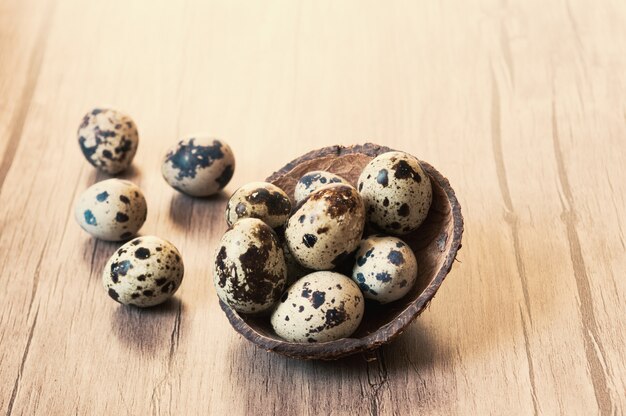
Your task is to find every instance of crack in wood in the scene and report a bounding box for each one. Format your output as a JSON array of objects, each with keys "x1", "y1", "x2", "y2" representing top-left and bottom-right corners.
[{"x1": 6, "y1": 307, "x2": 39, "y2": 416}]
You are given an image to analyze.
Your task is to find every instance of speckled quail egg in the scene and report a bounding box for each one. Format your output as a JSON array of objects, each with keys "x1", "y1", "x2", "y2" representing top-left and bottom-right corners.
[
  {"x1": 102, "y1": 236, "x2": 184, "y2": 307},
  {"x1": 271, "y1": 271, "x2": 364, "y2": 343},
  {"x1": 357, "y1": 151, "x2": 432, "y2": 235},
  {"x1": 162, "y1": 137, "x2": 235, "y2": 197},
  {"x1": 214, "y1": 218, "x2": 287, "y2": 314},
  {"x1": 75, "y1": 179, "x2": 147, "y2": 241},
  {"x1": 285, "y1": 183, "x2": 365, "y2": 270},
  {"x1": 351, "y1": 235, "x2": 417, "y2": 304},
  {"x1": 294, "y1": 171, "x2": 349, "y2": 204},
  {"x1": 225, "y1": 182, "x2": 292, "y2": 228},
  {"x1": 77, "y1": 108, "x2": 139, "y2": 174}
]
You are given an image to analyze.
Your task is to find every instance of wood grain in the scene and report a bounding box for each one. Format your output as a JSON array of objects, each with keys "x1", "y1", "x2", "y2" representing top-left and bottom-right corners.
[{"x1": 0, "y1": 0, "x2": 624, "y2": 415}]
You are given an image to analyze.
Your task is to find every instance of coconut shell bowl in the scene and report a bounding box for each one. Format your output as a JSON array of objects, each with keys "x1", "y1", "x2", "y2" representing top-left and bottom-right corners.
[{"x1": 219, "y1": 143, "x2": 464, "y2": 360}]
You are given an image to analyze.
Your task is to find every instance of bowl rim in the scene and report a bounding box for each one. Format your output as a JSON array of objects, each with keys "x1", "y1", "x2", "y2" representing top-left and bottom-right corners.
[{"x1": 219, "y1": 143, "x2": 464, "y2": 360}]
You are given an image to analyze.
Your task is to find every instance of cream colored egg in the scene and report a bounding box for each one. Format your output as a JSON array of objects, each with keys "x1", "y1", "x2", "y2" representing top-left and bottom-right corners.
[
  {"x1": 102, "y1": 236, "x2": 184, "y2": 307},
  {"x1": 285, "y1": 183, "x2": 365, "y2": 270},
  {"x1": 271, "y1": 271, "x2": 364, "y2": 343},
  {"x1": 357, "y1": 151, "x2": 432, "y2": 235},
  {"x1": 294, "y1": 171, "x2": 349, "y2": 204},
  {"x1": 225, "y1": 182, "x2": 291, "y2": 228},
  {"x1": 213, "y1": 218, "x2": 287, "y2": 314},
  {"x1": 74, "y1": 179, "x2": 147, "y2": 241},
  {"x1": 351, "y1": 235, "x2": 417, "y2": 304}
]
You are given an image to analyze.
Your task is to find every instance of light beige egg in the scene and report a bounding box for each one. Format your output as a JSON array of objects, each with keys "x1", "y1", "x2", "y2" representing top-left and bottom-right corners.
[
  {"x1": 225, "y1": 182, "x2": 292, "y2": 228},
  {"x1": 285, "y1": 183, "x2": 365, "y2": 270},
  {"x1": 74, "y1": 179, "x2": 147, "y2": 241},
  {"x1": 294, "y1": 171, "x2": 349, "y2": 204},
  {"x1": 351, "y1": 235, "x2": 417, "y2": 304},
  {"x1": 213, "y1": 218, "x2": 287, "y2": 314},
  {"x1": 357, "y1": 151, "x2": 432, "y2": 235},
  {"x1": 77, "y1": 108, "x2": 139, "y2": 174},
  {"x1": 271, "y1": 271, "x2": 364, "y2": 343},
  {"x1": 102, "y1": 236, "x2": 184, "y2": 307}
]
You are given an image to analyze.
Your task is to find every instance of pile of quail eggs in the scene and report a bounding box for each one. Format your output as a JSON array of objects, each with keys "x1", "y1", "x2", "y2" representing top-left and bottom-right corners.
[
  {"x1": 75, "y1": 107, "x2": 433, "y2": 345},
  {"x1": 75, "y1": 108, "x2": 235, "y2": 307},
  {"x1": 214, "y1": 154, "x2": 432, "y2": 343}
]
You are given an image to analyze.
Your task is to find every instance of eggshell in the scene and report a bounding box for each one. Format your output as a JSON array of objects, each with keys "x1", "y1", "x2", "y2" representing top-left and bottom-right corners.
[
  {"x1": 77, "y1": 108, "x2": 138, "y2": 174},
  {"x1": 285, "y1": 183, "x2": 365, "y2": 270},
  {"x1": 271, "y1": 271, "x2": 364, "y2": 343},
  {"x1": 294, "y1": 171, "x2": 349, "y2": 204},
  {"x1": 351, "y1": 235, "x2": 417, "y2": 304},
  {"x1": 357, "y1": 151, "x2": 432, "y2": 235},
  {"x1": 74, "y1": 179, "x2": 147, "y2": 241},
  {"x1": 102, "y1": 236, "x2": 184, "y2": 307},
  {"x1": 162, "y1": 137, "x2": 235, "y2": 197},
  {"x1": 225, "y1": 182, "x2": 291, "y2": 228},
  {"x1": 214, "y1": 218, "x2": 287, "y2": 314}
]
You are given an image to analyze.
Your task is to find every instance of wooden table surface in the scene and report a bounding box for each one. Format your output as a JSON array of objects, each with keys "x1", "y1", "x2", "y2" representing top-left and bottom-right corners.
[{"x1": 1, "y1": 0, "x2": 625, "y2": 415}]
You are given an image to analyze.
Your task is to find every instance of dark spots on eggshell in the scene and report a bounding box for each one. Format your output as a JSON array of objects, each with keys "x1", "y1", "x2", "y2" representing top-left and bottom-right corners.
[
  {"x1": 137, "y1": 274, "x2": 146, "y2": 281},
  {"x1": 84, "y1": 210, "x2": 97, "y2": 225},
  {"x1": 305, "y1": 314, "x2": 313, "y2": 321},
  {"x1": 143, "y1": 290, "x2": 154, "y2": 296},
  {"x1": 284, "y1": 315, "x2": 290, "y2": 321},
  {"x1": 302, "y1": 234, "x2": 317, "y2": 248},
  {"x1": 310, "y1": 291, "x2": 326, "y2": 309},
  {"x1": 387, "y1": 250, "x2": 405, "y2": 265},
  {"x1": 356, "y1": 248, "x2": 374, "y2": 266},
  {"x1": 297, "y1": 215, "x2": 306, "y2": 224},
  {"x1": 308, "y1": 303, "x2": 349, "y2": 335},
  {"x1": 166, "y1": 139, "x2": 226, "y2": 180},
  {"x1": 132, "y1": 239, "x2": 141, "y2": 245},
  {"x1": 358, "y1": 182, "x2": 363, "y2": 191},
  {"x1": 376, "y1": 271, "x2": 393, "y2": 283},
  {"x1": 298, "y1": 305, "x2": 304, "y2": 312},
  {"x1": 309, "y1": 185, "x2": 359, "y2": 219},
  {"x1": 245, "y1": 187, "x2": 291, "y2": 217},
  {"x1": 383, "y1": 197, "x2": 390, "y2": 207},
  {"x1": 119, "y1": 195, "x2": 130, "y2": 204},
  {"x1": 393, "y1": 159, "x2": 422, "y2": 182},
  {"x1": 102, "y1": 149, "x2": 113, "y2": 159},
  {"x1": 131, "y1": 293, "x2": 140, "y2": 299},
  {"x1": 390, "y1": 222, "x2": 401, "y2": 230},
  {"x1": 96, "y1": 191, "x2": 109, "y2": 202},
  {"x1": 156, "y1": 247, "x2": 162, "y2": 252},
  {"x1": 215, "y1": 246, "x2": 229, "y2": 288},
  {"x1": 108, "y1": 288, "x2": 120, "y2": 302},
  {"x1": 396, "y1": 241, "x2": 405, "y2": 248},
  {"x1": 110, "y1": 259, "x2": 132, "y2": 283},
  {"x1": 155, "y1": 277, "x2": 167, "y2": 285},
  {"x1": 398, "y1": 203, "x2": 410, "y2": 217},
  {"x1": 216, "y1": 165, "x2": 234, "y2": 189},
  {"x1": 376, "y1": 169, "x2": 389, "y2": 187},
  {"x1": 299, "y1": 173, "x2": 319, "y2": 189},
  {"x1": 235, "y1": 202, "x2": 247, "y2": 216},
  {"x1": 116, "y1": 212, "x2": 129, "y2": 222},
  {"x1": 399, "y1": 280, "x2": 408, "y2": 288},
  {"x1": 307, "y1": 338, "x2": 317, "y2": 343},
  {"x1": 317, "y1": 226, "x2": 329, "y2": 234},
  {"x1": 134, "y1": 247, "x2": 150, "y2": 259}
]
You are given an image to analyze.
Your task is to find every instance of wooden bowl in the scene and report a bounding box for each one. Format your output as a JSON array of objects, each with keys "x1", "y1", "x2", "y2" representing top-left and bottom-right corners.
[{"x1": 219, "y1": 143, "x2": 464, "y2": 360}]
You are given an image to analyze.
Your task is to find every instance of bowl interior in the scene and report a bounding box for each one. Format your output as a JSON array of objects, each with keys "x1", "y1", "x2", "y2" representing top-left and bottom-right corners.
[{"x1": 221, "y1": 144, "x2": 461, "y2": 359}]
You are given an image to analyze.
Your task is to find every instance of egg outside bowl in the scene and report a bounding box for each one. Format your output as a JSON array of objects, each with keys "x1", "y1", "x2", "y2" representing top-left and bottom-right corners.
[{"x1": 219, "y1": 143, "x2": 464, "y2": 360}]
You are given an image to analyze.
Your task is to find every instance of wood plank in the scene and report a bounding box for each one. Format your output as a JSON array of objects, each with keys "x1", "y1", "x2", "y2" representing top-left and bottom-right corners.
[{"x1": 0, "y1": 0, "x2": 624, "y2": 414}]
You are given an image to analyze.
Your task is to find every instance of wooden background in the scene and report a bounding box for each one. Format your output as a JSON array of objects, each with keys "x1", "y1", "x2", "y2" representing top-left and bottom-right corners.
[{"x1": 1, "y1": 0, "x2": 624, "y2": 414}]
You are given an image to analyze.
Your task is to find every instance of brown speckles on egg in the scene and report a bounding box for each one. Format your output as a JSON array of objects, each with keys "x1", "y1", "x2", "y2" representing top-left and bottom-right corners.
[
  {"x1": 357, "y1": 151, "x2": 432, "y2": 235},
  {"x1": 225, "y1": 182, "x2": 291, "y2": 228},
  {"x1": 213, "y1": 218, "x2": 287, "y2": 314},
  {"x1": 351, "y1": 235, "x2": 417, "y2": 304},
  {"x1": 77, "y1": 108, "x2": 138, "y2": 174},
  {"x1": 102, "y1": 236, "x2": 184, "y2": 307},
  {"x1": 270, "y1": 272, "x2": 364, "y2": 342},
  {"x1": 285, "y1": 183, "x2": 365, "y2": 270},
  {"x1": 293, "y1": 171, "x2": 350, "y2": 204}
]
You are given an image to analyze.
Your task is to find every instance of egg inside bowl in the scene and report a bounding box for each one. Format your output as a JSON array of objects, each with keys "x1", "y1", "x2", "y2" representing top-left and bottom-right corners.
[{"x1": 219, "y1": 143, "x2": 464, "y2": 360}]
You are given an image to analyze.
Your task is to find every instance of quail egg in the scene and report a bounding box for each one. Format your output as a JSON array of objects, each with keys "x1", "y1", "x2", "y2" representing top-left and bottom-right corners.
[
  {"x1": 294, "y1": 171, "x2": 349, "y2": 204},
  {"x1": 351, "y1": 235, "x2": 417, "y2": 304},
  {"x1": 271, "y1": 271, "x2": 364, "y2": 343},
  {"x1": 225, "y1": 182, "x2": 291, "y2": 228},
  {"x1": 357, "y1": 151, "x2": 432, "y2": 235},
  {"x1": 77, "y1": 108, "x2": 139, "y2": 174},
  {"x1": 102, "y1": 236, "x2": 184, "y2": 307},
  {"x1": 214, "y1": 218, "x2": 287, "y2": 314},
  {"x1": 162, "y1": 137, "x2": 235, "y2": 197},
  {"x1": 285, "y1": 183, "x2": 365, "y2": 270},
  {"x1": 75, "y1": 179, "x2": 147, "y2": 241}
]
